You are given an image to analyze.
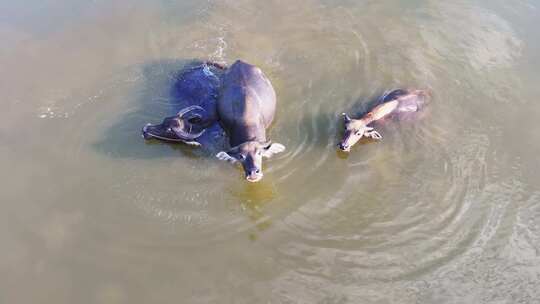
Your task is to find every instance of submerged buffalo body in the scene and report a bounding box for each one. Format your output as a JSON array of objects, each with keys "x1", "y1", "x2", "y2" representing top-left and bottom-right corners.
[
  {"x1": 339, "y1": 89, "x2": 430, "y2": 152},
  {"x1": 142, "y1": 62, "x2": 225, "y2": 145},
  {"x1": 215, "y1": 60, "x2": 285, "y2": 182}
]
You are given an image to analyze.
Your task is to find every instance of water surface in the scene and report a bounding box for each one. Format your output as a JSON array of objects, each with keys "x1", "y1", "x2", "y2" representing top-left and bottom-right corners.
[{"x1": 1, "y1": 0, "x2": 539, "y2": 303}]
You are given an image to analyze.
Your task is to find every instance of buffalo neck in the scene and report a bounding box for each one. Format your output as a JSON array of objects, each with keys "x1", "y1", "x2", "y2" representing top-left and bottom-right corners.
[{"x1": 228, "y1": 123, "x2": 267, "y2": 147}]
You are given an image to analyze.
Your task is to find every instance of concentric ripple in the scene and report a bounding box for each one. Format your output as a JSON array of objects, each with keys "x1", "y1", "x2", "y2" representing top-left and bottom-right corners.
[{"x1": 55, "y1": 0, "x2": 525, "y2": 262}]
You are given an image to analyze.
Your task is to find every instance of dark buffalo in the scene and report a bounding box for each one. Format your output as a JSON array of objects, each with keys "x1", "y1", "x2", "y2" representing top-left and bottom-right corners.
[
  {"x1": 142, "y1": 62, "x2": 225, "y2": 145},
  {"x1": 338, "y1": 89, "x2": 430, "y2": 152},
  {"x1": 215, "y1": 60, "x2": 285, "y2": 182}
]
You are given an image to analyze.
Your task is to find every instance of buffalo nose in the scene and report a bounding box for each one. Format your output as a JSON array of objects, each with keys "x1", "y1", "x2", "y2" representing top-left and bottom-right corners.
[
  {"x1": 338, "y1": 143, "x2": 350, "y2": 152},
  {"x1": 246, "y1": 170, "x2": 263, "y2": 182},
  {"x1": 142, "y1": 124, "x2": 152, "y2": 139}
]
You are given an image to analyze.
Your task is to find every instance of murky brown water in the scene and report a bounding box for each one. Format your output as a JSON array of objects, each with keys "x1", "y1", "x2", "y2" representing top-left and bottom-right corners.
[{"x1": 1, "y1": 0, "x2": 540, "y2": 303}]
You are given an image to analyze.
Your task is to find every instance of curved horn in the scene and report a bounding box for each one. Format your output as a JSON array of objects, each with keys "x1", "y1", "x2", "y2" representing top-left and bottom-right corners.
[
  {"x1": 177, "y1": 105, "x2": 206, "y2": 118},
  {"x1": 173, "y1": 126, "x2": 206, "y2": 140}
]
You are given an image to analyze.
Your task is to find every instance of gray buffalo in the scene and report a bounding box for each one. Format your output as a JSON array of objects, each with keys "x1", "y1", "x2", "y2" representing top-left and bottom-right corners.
[
  {"x1": 339, "y1": 89, "x2": 430, "y2": 152},
  {"x1": 215, "y1": 60, "x2": 285, "y2": 182}
]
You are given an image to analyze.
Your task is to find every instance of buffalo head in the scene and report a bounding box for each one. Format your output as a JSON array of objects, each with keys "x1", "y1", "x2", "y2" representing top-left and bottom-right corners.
[
  {"x1": 338, "y1": 113, "x2": 382, "y2": 152},
  {"x1": 216, "y1": 141, "x2": 285, "y2": 182},
  {"x1": 142, "y1": 106, "x2": 207, "y2": 145}
]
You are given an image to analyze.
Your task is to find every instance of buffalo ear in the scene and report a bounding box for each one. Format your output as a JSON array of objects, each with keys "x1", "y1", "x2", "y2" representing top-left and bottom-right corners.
[
  {"x1": 262, "y1": 143, "x2": 286, "y2": 158},
  {"x1": 364, "y1": 129, "x2": 383, "y2": 140},
  {"x1": 216, "y1": 151, "x2": 238, "y2": 164},
  {"x1": 342, "y1": 113, "x2": 352, "y2": 123}
]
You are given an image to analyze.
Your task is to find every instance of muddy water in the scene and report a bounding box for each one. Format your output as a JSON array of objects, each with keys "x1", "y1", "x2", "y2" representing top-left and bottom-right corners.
[{"x1": 1, "y1": 0, "x2": 539, "y2": 303}]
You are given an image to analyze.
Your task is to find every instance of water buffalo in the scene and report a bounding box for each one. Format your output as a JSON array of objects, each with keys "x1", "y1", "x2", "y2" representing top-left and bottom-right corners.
[
  {"x1": 215, "y1": 60, "x2": 285, "y2": 182},
  {"x1": 338, "y1": 89, "x2": 430, "y2": 152},
  {"x1": 142, "y1": 62, "x2": 225, "y2": 145}
]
